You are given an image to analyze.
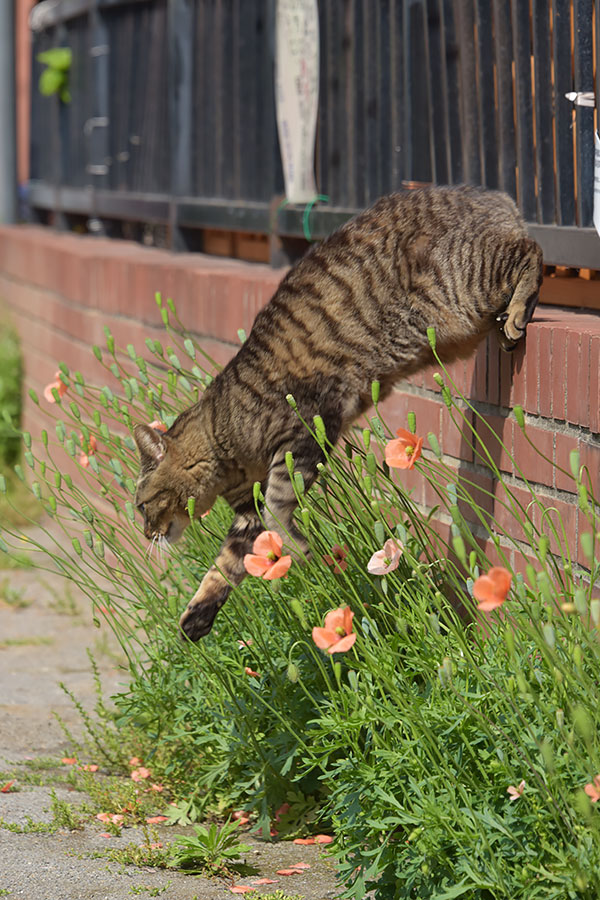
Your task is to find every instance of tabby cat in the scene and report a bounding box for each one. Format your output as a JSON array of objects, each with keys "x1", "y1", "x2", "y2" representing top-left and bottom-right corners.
[{"x1": 133, "y1": 185, "x2": 543, "y2": 641}]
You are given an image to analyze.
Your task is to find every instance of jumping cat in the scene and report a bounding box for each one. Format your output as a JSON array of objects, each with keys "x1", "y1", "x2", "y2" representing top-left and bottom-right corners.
[{"x1": 133, "y1": 185, "x2": 543, "y2": 641}]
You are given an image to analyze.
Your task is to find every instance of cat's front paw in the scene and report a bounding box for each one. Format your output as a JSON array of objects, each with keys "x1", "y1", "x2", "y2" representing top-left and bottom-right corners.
[{"x1": 179, "y1": 573, "x2": 231, "y2": 641}]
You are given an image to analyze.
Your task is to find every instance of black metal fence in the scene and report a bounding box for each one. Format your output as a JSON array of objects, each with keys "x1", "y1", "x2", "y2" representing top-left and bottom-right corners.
[{"x1": 29, "y1": 0, "x2": 600, "y2": 268}]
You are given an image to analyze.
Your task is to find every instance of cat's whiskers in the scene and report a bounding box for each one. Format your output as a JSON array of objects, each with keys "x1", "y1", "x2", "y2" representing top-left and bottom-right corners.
[{"x1": 145, "y1": 534, "x2": 158, "y2": 560}]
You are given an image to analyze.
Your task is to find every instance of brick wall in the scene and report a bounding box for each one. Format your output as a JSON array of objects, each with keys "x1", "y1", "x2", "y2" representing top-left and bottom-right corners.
[{"x1": 0, "y1": 224, "x2": 598, "y2": 570}]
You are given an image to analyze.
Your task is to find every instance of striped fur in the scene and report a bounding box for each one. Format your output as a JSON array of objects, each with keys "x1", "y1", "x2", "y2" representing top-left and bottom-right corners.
[{"x1": 133, "y1": 185, "x2": 543, "y2": 641}]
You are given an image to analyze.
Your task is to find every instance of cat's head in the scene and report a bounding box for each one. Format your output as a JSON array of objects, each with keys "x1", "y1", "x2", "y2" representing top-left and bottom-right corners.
[{"x1": 133, "y1": 424, "x2": 217, "y2": 545}]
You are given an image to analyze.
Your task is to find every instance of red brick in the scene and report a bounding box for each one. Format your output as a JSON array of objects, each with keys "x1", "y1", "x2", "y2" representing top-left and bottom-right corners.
[
  {"x1": 537, "y1": 325, "x2": 553, "y2": 418},
  {"x1": 487, "y1": 340, "x2": 501, "y2": 406},
  {"x1": 472, "y1": 341, "x2": 487, "y2": 403},
  {"x1": 554, "y1": 432, "x2": 578, "y2": 494},
  {"x1": 566, "y1": 330, "x2": 581, "y2": 425},
  {"x1": 576, "y1": 331, "x2": 591, "y2": 427},
  {"x1": 499, "y1": 346, "x2": 512, "y2": 408},
  {"x1": 524, "y1": 326, "x2": 539, "y2": 414},
  {"x1": 458, "y1": 469, "x2": 494, "y2": 526},
  {"x1": 551, "y1": 326, "x2": 567, "y2": 421},
  {"x1": 539, "y1": 494, "x2": 577, "y2": 557},
  {"x1": 441, "y1": 404, "x2": 474, "y2": 462},
  {"x1": 579, "y1": 440, "x2": 600, "y2": 502},
  {"x1": 513, "y1": 422, "x2": 554, "y2": 487},
  {"x1": 590, "y1": 335, "x2": 600, "y2": 434},
  {"x1": 379, "y1": 391, "x2": 442, "y2": 441},
  {"x1": 475, "y1": 413, "x2": 513, "y2": 474},
  {"x1": 510, "y1": 342, "x2": 527, "y2": 408}
]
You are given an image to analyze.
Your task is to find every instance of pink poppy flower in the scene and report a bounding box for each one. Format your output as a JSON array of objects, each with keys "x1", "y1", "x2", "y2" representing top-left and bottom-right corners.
[
  {"x1": 149, "y1": 783, "x2": 164, "y2": 792},
  {"x1": 367, "y1": 539, "x2": 403, "y2": 575},
  {"x1": 323, "y1": 544, "x2": 349, "y2": 574},
  {"x1": 232, "y1": 810, "x2": 250, "y2": 825},
  {"x1": 237, "y1": 639, "x2": 253, "y2": 649},
  {"x1": 585, "y1": 775, "x2": 600, "y2": 802},
  {"x1": 128, "y1": 757, "x2": 142, "y2": 767},
  {"x1": 274, "y1": 802, "x2": 290, "y2": 821},
  {"x1": 507, "y1": 780, "x2": 525, "y2": 800},
  {"x1": 244, "y1": 531, "x2": 292, "y2": 580},
  {"x1": 43, "y1": 371, "x2": 68, "y2": 403},
  {"x1": 312, "y1": 606, "x2": 357, "y2": 654},
  {"x1": 473, "y1": 567, "x2": 512, "y2": 611},
  {"x1": 385, "y1": 428, "x2": 423, "y2": 469},
  {"x1": 131, "y1": 767, "x2": 151, "y2": 782}
]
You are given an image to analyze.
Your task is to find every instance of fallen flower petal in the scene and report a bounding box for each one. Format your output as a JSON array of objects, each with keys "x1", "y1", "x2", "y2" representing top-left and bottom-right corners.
[
  {"x1": 96, "y1": 813, "x2": 111, "y2": 824},
  {"x1": 99, "y1": 832, "x2": 112, "y2": 838},
  {"x1": 149, "y1": 783, "x2": 164, "y2": 792},
  {"x1": 290, "y1": 862, "x2": 311, "y2": 869},
  {"x1": 80, "y1": 764, "x2": 99, "y2": 772},
  {"x1": 293, "y1": 838, "x2": 315, "y2": 845},
  {"x1": 149, "y1": 842, "x2": 163, "y2": 849},
  {"x1": 61, "y1": 758, "x2": 77, "y2": 765},
  {"x1": 314, "y1": 834, "x2": 334, "y2": 844},
  {"x1": 276, "y1": 869, "x2": 299, "y2": 876},
  {"x1": 1, "y1": 781, "x2": 15, "y2": 793},
  {"x1": 251, "y1": 879, "x2": 277, "y2": 885},
  {"x1": 131, "y1": 767, "x2": 151, "y2": 781},
  {"x1": 230, "y1": 888, "x2": 257, "y2": 894},
  {"x1": 584, "y1": 775, "x2": 600, "y2": 803},
  {"x1": 128, "y1": 757, "x2": 142, "y2": 767},
  {"x1": 146, "y1": 815, "x2": 168, "y2": 823},
  {"x1": 473, "y1": 567, "x2": 513, "y2": 612}
]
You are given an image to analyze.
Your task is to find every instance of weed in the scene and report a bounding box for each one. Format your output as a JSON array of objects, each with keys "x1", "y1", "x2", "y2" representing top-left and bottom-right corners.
[
  {"x1": 169, "y1": 818, "x2": 253, "y2": 877},
  {"x1": 0, "y1": 816, "x2": 57, "y2": 834},
  {"x1": 88, "y1": 828, "x2": 170, "y2": 869},
  {"x1": 49, "y1": 789, "x2": 86, "y2": 830},
  {"x1": 0, "y1": 579, "x2": 30, "y2": 608},
  {"x1": 0, "y1": 636, "x2": 54, "y2": 649},
  {"x1": 41, "y1": 578, "x2": 81, "y2": 616},
  {"x1": 128, "y1": 885, "x2": 170, "y2": 896}
]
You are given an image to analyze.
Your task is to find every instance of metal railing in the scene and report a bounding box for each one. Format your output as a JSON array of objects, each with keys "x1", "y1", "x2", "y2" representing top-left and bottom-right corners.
[{"x1": 28, "y1": 0, "x2": 600, "y2": 268}]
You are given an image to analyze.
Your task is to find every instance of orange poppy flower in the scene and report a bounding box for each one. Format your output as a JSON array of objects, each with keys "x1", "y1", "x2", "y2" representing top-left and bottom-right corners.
[
  {"x1": 473, "y1": 566, "x2": 512, "y2": 611},
  {"x1": 244, "y1": 667, "x2": 260, "y2": 679},
  {"x1": 244, "y1": 531, "x2": 292, "y2": 580},
  {"x1": 43, "y1": 371, "x2": 68, "y2": 403},
  {"x1": 149, "y1": 420, "x2": 167, "y2": 432},
  {"x1": 507, "y1": 780, "x2": 525, "y2": 800},
  {"x1": 312, "y1": 606, "x2": 356, "y2": 654},
  {"x1": 385, "y1": 428, "x2": 424, "y2": 469}
]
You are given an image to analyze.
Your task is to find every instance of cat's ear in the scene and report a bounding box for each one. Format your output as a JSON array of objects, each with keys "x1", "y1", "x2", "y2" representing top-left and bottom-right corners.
[{"x1": 133, "y1": 424, "x2": 168, "y2": 465}]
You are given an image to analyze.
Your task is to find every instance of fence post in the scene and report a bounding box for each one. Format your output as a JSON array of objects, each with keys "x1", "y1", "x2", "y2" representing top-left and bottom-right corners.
[
  {"x1": 168, "y1": 0, "x2": 193, "y2": 250},
  {"x1": 0, "y1": 0, "x2": 17, "y2": 223},
  {"x1": 86, "y1": 0, "x2": 110, "y2": 235}
]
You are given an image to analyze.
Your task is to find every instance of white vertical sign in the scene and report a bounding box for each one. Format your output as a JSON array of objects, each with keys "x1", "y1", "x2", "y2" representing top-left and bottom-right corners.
[
  {"x1": 594, "y1": 131, "x2": 600, "y2": 238},
  {"x1": 275, "y1": 0, "x2": 319, "y2": 203}
]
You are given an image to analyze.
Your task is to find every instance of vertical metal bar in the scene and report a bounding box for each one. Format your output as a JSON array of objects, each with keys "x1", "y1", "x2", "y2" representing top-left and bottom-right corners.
[
  {"x1": 168, "y1": 0, "x2": 193, "y2": 247},
  {"x1": 492, "y1": 0, "x2": 516, "y2": 197},
  {"x1": 455, "y1": 0, "x2": 480, "y2": 184},
  {"x1": 573, "y1": 0, "x2": 594, "y2": 226},
  {"x1": 0, "y1": 0, "x2": 17, "y2": 223},
  {"x1": 475, "y1": 0, "x2": 498, "y2": 188},
  {"x1": 377, "y1": 0, "x2": 391, "y2": 196},
  {"x1": 552, "y1": 0, "x2": 576, "y2": 225},
  {"x1": 390, "y1": 0, "x2": 403, "y2": 186},
  {"x1": 364, "y1": 0, "x2": 379, "y2": 202},
  {"x1": 407, "y1": 0, "x2": 432, "y2": 183},
  {"x1": 421, "y1": 0, "x2": 438, "y2": 182},
  {"x1": 428, "y1": 0, "x2": 450, "y2": 184},
  {"x1": 352, "y1": 0, "x2": 364, "y2": 206},
  {"x1": 511, "y1": 0, "x2": 536, "y2": 220},
  {"x1": 531, "y1": 0, "x2": 555, "y2": 222},
  {"x1": 442, "y1": 0, "x2": 462, "y2": 183},
  {"x1": 88, "y1": 0, "x2": 110, "y2": 231}
]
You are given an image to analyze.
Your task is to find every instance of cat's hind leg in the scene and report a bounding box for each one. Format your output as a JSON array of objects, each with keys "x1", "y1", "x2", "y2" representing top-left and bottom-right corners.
[
  {"x1": 179, "y1": 502, "x2": 262, "y2": 641},
  {"x1": 497, "y1": 237, "x2": 543, "y2": 351}
]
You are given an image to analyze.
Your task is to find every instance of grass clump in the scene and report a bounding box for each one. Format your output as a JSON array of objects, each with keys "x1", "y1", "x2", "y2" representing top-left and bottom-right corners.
[{"x1": 2, "y1": 296, "x2": 600, "y2": 898}]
